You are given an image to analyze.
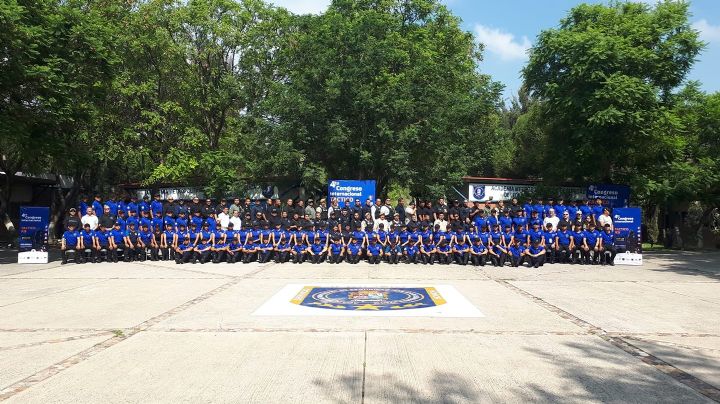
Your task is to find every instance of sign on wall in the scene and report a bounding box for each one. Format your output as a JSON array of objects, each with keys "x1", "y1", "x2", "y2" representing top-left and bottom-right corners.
[
  {"x1": 328, "y1": 180, "x2": 376, "y2": 207},
  {"x1": 468, "y1": 184, "x2": 585, "y2": 202},
  {"x1": 587, "y1": 184, "x2": 630, "y2": 208}
]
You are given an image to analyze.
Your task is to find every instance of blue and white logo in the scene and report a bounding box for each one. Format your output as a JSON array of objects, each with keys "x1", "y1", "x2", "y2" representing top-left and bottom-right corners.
[{"x1": 473, "y1": 186, "x2": 485, "y2": 200}]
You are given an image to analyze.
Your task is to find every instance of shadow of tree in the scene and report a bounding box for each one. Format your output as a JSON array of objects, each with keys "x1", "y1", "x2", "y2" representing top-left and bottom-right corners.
[
  {"x1": 644, "y1": 251, "x2": 720, "y2": 281},
  {"x1": 517, "y1": 340, "x2": 711, "y2": 403},
  {"x1": 313, "y1": 370, "x2": 479, "y2": 404}
]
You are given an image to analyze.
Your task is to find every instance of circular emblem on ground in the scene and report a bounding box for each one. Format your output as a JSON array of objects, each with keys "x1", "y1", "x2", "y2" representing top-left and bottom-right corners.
[{"x1": 290, "y1": 286, "x2": 446, "y2": 311}]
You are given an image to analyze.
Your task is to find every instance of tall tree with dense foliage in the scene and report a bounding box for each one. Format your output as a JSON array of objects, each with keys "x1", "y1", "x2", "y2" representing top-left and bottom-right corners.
[
  {"x1": 523, "y1": 1, "x2": 702, "y2": 187},
  {"x1": 268, "y1": 0, "x2": 503, "y2": 196}
]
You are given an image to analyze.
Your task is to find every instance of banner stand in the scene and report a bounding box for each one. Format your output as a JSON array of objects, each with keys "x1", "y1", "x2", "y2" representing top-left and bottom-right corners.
[
  {"x1": 613, "y1": 207, "x2": 642, "y2": 266},
  {"x1": 18, "y1": 206, "x2": 50, "y2": 264}
]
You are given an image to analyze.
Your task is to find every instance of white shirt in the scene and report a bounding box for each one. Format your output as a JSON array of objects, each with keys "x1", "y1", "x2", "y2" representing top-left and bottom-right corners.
[
  {"x1": 229, "y1": 216, "x2": 242, "y2": 230},
  {"x1": 543, "y1": 215, "x2": 560, "y2": 231},
  {"x1": 433, "y1": 219, "x2": 448, "y2": 232},
  {"x1": 380, "y1": 205, "x2": 391, "y2": 217},
  {"x1": 81, "y1": 214, "x2": 99, "y2": 230},
  {"x1": 374, "y1": 218, "x2": 390, "y2": 232},
  {"x1": 218, "y1": 212, "x2": 230, "y2": 229},
  {"x1": 598, "y1": 214, "x2": 613, "y2": 230}
]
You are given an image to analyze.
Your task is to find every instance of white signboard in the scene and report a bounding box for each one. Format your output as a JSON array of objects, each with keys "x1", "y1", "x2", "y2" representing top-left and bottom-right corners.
[
  {"x1": 614, "y1": 252, "x2": 643, "y2": 266},
  {"x1": 468, "y1": 183, "x2": 585, "y2": 202},
  {"x1": 18, "y1": 250, "x2": 48, "y2": 264}
]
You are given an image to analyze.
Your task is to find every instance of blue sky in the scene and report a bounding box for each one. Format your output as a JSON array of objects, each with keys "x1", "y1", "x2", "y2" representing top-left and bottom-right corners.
[{"x1": 271, "y1": 0, "x2": 720, "y2": 102}]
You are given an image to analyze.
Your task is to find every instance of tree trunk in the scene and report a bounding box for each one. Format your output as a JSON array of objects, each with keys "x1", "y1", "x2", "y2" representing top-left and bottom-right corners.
[
  {"x1": 48, "y1": 174, "x2": 81, "y2": 243},
  {"x1": 645, "y1": 203, "x2": 659, "y2": 245},
  {"x1": 0, "y1": 172, "x2": 16, "y2": 232}
]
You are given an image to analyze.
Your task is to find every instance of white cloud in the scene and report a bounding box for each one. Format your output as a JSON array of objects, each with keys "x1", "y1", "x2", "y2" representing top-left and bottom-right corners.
[
  {"x1": 270, "y1": 0, "x2": 331, "y2": 15},
  {"x1": 693, "y1": 19, "x2": 720, "y2": 43},
  {"x1": 474, "y1": 24, "x2": 531, "y2": 61}
]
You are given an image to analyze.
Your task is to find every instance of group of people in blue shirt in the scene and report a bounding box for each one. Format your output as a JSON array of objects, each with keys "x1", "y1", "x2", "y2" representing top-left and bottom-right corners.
[{"x1": 60, "y1": 194, "x2": 618, "y2": 267}]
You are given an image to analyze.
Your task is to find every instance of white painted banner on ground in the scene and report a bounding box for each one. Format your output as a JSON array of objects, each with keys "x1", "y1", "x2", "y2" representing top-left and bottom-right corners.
[
  {"x1": 614, "y1": 252, "x2": 643, "y2": 266},
  {"x1": 252, "y1": 284, "x2": 484, "y2": 318}
]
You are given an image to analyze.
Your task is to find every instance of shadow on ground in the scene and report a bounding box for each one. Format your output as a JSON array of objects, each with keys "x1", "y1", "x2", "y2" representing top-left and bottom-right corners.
[{"x1": 645, "y1": 251, "x2": 720, "y2": 281}]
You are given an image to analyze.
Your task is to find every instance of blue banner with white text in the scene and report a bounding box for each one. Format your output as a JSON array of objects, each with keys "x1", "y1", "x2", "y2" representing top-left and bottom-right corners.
[
  {"x1": 328, "y1": 180, "x2": 376, "y2": 207},
  {"x1": 18, "y1": 207, "x2": 50, "y2": 252},
  {"x1": 612, "y1": 207, "x2": 641, "y2": 254},
  {"x1": 586, "y1": 184, "x2": 630, "y2": 208}
]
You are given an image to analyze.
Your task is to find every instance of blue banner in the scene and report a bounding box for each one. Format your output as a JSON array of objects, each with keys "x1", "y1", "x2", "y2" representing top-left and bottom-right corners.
[
  {"x1": 18, "y1": 206, "x2": 50, "y2": 253},
  {"x1": 612, "y1": 207, "x2": 642, "y2": 254},
  {"x1": 328, "y1": 180, "x2": 376, "y2": 207},
  {"x1": 587, "y1": 184, "x2": 630, "y2": 208}
]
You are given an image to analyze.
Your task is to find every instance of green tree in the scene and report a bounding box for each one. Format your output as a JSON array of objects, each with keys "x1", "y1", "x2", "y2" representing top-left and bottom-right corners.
[
  {"x1": 267, "y1": 0, "x2": 503, "y2": 197},
  {"x1": 523, "y1": 1, "x2": 702, "y2": 186},
  {"x1": 0, "y1": 0, "x2": 117, "y2": 230}
]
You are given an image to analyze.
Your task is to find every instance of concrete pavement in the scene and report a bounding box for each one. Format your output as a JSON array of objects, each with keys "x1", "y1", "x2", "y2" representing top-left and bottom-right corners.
[{"x1": 0, "y1": 252, "x2": 719, "y2": 402}]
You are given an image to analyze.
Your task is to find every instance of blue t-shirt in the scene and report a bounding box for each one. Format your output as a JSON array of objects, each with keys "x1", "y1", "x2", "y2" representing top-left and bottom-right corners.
[
  {"x1": 367, "y1": 244, "x2": 382, "y2": 256},
  {"x1": 453, "y1": 243, "x2": 469, "y2": 253},
  {"x1": 544, "y1": 231, "x2": 557, "y2": 246},
  {"x1": 529, "y1": 245, "x2": 545, "y2": 255},
  {"x1": 571, "y1": 231, "x2": 585, "y2": 245},
  {"x1": 421, "y1": 243, "x2": 435, "y2": 253},
  {"x1": 437, "y1": 244, "x2": 451, "y2": 253},
  {"x1": 139, "y1": 231, "x2": 154, "y2": 244},
  {"x1": 556, "y1": 230, "x2": 571, "y2": 246},
  {"x1": 405, "y1": 245, "x2": 418, "y2": 256},
  {"x1": 471, "y1": 244, "x2": 486, "y2": 253},
  {"x1": 82, "y1": 230, "x2": 96, "y2": 246},
  {"x1": 601, "y1": 231, "x2": 615, "y2": 245},
  {"x1": 196, "y1": 242, "x2": 211, "y2": 251},
  {"x1": 178, "y1": 243, "x2": 194, "y2": 252},
  {"x1": 330, "y1": 243, "x2": 344, "y2": 254},
  {"x1": 508, "y1": 245, "x2": 526, "y2": 257},
  {"x1": 63, "y1": 230, "x2": 79, "y2": 246},
  {"x1": 95, "y1": 230, "x2": 110, "y2": 245},
  {"x1": 584, "y1": 230, "x2": 600, "y2": 246},
  {"x1": 310, "y1": 243, "x2": 325, "y2": 254},
  {"x1": 347, "y1": 242, "x2": 362, "y2": 255}
]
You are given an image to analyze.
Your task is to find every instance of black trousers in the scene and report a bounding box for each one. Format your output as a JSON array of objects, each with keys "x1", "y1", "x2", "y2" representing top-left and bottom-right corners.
[
  {"x1": 197, "y1": 250, "x2": 212, "y2": 264},
  {"x1": 420, "y1": 253, "x2": 434, "y2": 265},
  {"x1": 454, "y1": 252, "x2": 469, "y2": 265},
  {"x1": 61, "y1": 249, "x2": 76, "y2": 263},
  {"x1": 275, "y1": 251, "x2": 290, "y2": 263},
  {"x1": 347, "y1": 254, "x2": 360, "y2": 264},
  {"x1": 368, "y1": 255, "x2": 381, "y2": 264},
  {"x1": 510, "y1": 255, "x2": 525, "y2": 267},
  {"x1": 328, "y1": 253, "x2": 343, "y2": 264},
  {"x1": 602, "y1": 245, "x2": 617, "y2": 265},
  {"x1": 258, "y1": 250, "x2": 272, "y2": 263},
  {"x1": 213, "y1": 250, "x2": 228, "y2": 263},
  {"x1": 490, "y1": 253, "x2": 505, "y2": 266},
  {"x1": 161, "y1": 247, "x2": 175, "y2": 261},
  {"x1": 470, "y1": 254, "x2": 487, "y2": 266},
  {"x1": 387, "y1": 251, "x2": 399, "y2": 264},
  {"x1": 242, "y1": 251, "x2": 256, "y2": 263},
  {"x1": 175, "y1": 250, "x2": 195, "y2": 264},
  {"x1": 95, "y1": 245, "x2": 113, "y2": 262},
  {"x1": 292, "y1": 251, "x2": 306, "y2": 264},
  {"x1": 556, "y1": 245, "x2": 570, "y2": 263},
  {"x1": 530, "y1": 255, "x2": 546, "y2": 268},
  {"x1": 405, "y1": 254, "x2": 417, "y2": 264}
]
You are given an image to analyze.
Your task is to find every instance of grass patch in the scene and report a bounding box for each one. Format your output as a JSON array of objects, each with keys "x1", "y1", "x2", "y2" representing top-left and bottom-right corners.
[{"x1": 112, "y1": 329, "x2": 125, "y2": 338}]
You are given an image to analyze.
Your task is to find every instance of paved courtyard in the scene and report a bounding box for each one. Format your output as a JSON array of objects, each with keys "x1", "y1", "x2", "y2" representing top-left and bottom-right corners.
[{"x1": 0, "y1": 252, "x2": 719, "y2": 403}]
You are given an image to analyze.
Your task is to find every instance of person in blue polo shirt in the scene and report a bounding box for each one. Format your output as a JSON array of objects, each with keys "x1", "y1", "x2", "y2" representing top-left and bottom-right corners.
[
  {"x1": 328, "y1": 237, "x2": 345, "y2": 264},
  {"x1": 346, "y1": 238, "x2": 363, "y2": 264},
  {"x1": 291, "y1": 240, "x2": 307, "y2": 264},
  {"x1": 308, "y1": 238, "x2": 327, "y2": 264},
  {"x1": 274, "y1": 239, "x2": 291, "y2": 263},
  {"x1": 385, "y1": 238, "x2": 402, "y2": 264},
  {"x1": 583, "y1": 223, "x2": 601, "y2": 265},
  {"x1": 452, "y1": 239, "x2": 470, "y2": 265},
  {"x1": 242, "y1": 237, "x2": 258, "y2": 264},
  {"x1": 61, "y1": 223, "x2": 80, "y2": 264},
  {"x1": 366, "y1": 239, "x2": 383, "y2": 264},
  {"x1": 470, "y1": 238, "x2": 487, "y2": 267},
  {"x1": 174, "y1": 238, "x2": 195, "y2": 264},
  {"x1": 435, "y1": 240, "x2": 451, "y2": 265},
  {"x1": 543, "y1": 223, "x2": 557, "y2": 264},
  {"x1": 257, "y1": 239, "x2": 274, "y2": 263},
  {"x1": 419, "y1": 238, "x2": 436, "y2": 265},
  {"x1": 80, "y1": 223, "x2": 96, "y2": 263},
  {"x1": 212, "y1": 239, "x2": 230, "y2": 263},
  {"x1": 161, "y1": 223, "x2": 176, "y2": 261},
  {"x1": 527, "y1": 240, "x2": 546, "y2": 268},
  {"x1": 194, "y1": 239, "x2": 213, "y2": 264},
  {"x1": 599, "y1": 224, "x2": 617, "y2": 266},
  {"x1": 489, "y1": 240, "x2": 507, "y2": 267},
  {"x1": 94, "y1": 224, "x2": 113, "y2": 263},
  {"x1": 508, "y1": 239, "x2": 527, "y2": 267},
  {"x1": 138, "y1": 223, "x2": 158, "y2": 261},
  {"x1": 404, "y1": 242, "x2": 419, "y2": 264},
  {"x1": 570, "y1": 223, "x2": 585, "y2": 265},
  {"x1": 555, "y1": 223, "x2": 572, "y2": 263}
]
